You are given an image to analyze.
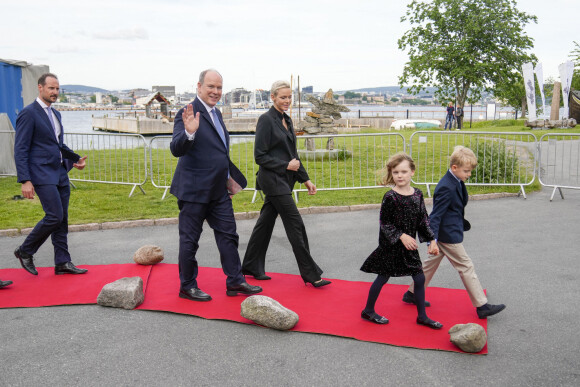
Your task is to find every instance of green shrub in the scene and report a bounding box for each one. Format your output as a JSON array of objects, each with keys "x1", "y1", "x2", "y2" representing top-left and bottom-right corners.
[{"x1": 472, "y1": 140, "x2": 521, "y2": 184}]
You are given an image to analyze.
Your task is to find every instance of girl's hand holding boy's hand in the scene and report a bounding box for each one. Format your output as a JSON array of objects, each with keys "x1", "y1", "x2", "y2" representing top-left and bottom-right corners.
[
  {"x1": 400, "y1": 233, "x2": 418, "y2": 250},
  {"x1": 428, "y1": 241, "x2": 439, "y2": 255}
]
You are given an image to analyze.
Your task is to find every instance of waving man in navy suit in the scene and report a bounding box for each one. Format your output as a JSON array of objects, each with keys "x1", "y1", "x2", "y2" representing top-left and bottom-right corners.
[
  {"x1": 170, "y1": 69, "x2": 262, "y2": 302},
  {"x1": 13, "y1": 73, "x2": 88, "y2": 276}
]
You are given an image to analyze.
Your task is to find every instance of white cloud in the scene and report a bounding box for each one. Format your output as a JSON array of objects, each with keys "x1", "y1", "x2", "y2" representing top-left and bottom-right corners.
[
  {"x1": 92, "y1": 27, "x2": 149, "y2": 41},
  {"x1": 48, "y1": 45, "x2": 80, "y2": 54},
  {"x1": 1, "y1": 0, "x2": 578, "y2": 92}
]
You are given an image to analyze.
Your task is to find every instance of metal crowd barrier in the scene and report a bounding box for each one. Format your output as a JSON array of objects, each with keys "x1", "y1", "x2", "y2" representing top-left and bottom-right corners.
[
  {"x1": 0, "y1": 130, "x2": 17, "y2": 176},
  {"x1": 148, "y1": 136, "x2": 175, "y2": 200},
  {"x1": 408, "y1": 131, "x2": 537, "y2": 198},
  {"x1": 147, "y1": 133, "x2": 406, "y2": 202},
  {"x1": 538, "y1": 133, "x2": 580, "y2": 201},
  {"x1": 291, "y1": 133, "x2": 406, "y2": 201},
  {"x1": 7, "y1": 131, "x2": 580, "y2": 204},
  {"x1": 148, "y1": 135, "x2": 258, "y2": 200},
  {"x1": 64, "y1": 132, "x2": 149, "y2": 197}
]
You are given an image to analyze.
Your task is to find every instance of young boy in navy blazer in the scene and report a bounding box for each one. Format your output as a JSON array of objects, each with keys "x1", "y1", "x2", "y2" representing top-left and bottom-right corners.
[{"x1": 403, "y1": 146, "x2": 505, "y2": 318}]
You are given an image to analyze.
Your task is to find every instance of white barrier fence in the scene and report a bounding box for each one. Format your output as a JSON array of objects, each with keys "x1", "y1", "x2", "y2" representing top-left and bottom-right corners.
[
  {"x1": 409, "y1": 131, "x2": 538, "y2": 198},
  {"x1": 148, "y1": 133, "x2": 407, "y2": 202},
  {"x1": 4, "y1": 131, "x2": 580, "y2": 202},
  {"x1": 64, "y1": 132, "x2": 149, "y2": 197},
  {"x1": 538, "y1": 133, "x2": 580, "y2": 201}
]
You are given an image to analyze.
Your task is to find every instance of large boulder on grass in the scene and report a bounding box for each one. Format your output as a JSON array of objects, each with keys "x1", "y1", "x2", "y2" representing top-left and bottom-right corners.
[
  {"x1": 449, "y1": 323, "x2": 487, "y2": 353},
  {"x1": 241, "y1": 295, "x2": 299, "y2": 330},
  {"x1": 97, "y1": 277, "x2": 144, "y2": 310},
  {"x1": 133, "y1": 245, "x2": 164, "y2": 265}
]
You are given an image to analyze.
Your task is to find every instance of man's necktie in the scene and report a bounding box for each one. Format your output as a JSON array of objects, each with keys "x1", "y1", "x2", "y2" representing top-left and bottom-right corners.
[
  {"x1": 46, "y1": 107, "x2": 62, "y2": 162},
  {"x1": 211, "y1": 108, "x2": 228, "y2": 149},
  {"x1": 46, "y1": 107, "x2": 58, "y2": 140}
]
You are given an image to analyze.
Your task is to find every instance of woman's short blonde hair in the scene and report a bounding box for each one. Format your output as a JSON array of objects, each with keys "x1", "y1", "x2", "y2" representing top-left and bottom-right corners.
[
  {"x1": 380, "y1": 152, "x2": 416, "y2": 186},
  {"x1": 449, "y1": 146, "x2": 478, "y2": 168},
  {"x1": 270, "y1": 80, "x2": 291, "y2": 97}
]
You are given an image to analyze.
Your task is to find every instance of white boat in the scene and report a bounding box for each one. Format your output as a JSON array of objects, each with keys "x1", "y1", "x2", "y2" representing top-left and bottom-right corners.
[{"x1": 390, "y1": 119, "x2": 441, "y2": 130}]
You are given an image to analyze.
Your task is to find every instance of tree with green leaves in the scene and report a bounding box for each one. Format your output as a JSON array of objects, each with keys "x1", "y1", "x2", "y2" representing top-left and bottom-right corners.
[
  {"x1": 570, "y1": 41, "x2": 580, "y2": 91},
  {"x1": 344, "y1": 91, "x2": 362, "y2": 99},
  {"x1": 398, "y1": 0, "x2": 537, "y2": 110}
]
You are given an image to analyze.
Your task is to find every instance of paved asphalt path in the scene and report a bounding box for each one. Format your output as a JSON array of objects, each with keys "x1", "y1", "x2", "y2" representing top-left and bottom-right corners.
[{"x1": 1, "y1": 187, "x2": 579, "y2": 386}]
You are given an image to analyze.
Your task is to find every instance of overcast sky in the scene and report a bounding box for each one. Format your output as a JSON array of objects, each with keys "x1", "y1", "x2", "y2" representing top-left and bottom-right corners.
[{"x1": 1, "y1": 0, "x2": 577, "y2": 93}]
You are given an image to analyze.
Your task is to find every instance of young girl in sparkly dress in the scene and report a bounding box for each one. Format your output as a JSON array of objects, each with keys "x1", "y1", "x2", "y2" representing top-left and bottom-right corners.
[{"x1": 360, "y1": 152, "x2": 443, "y2": 329}]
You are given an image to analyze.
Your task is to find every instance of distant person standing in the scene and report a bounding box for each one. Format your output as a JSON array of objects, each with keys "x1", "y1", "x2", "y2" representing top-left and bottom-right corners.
[
  {"x1": 444, "y1": 102, "x2": 455, "y2": 130},
  {"x1": 170, "y1": 69, "x2": 262, "y2": 302},
  {"x1": 13, "y1": 73, "x2": 89, "y2": 276},
  {"x1": 456, "y1": 105, "x2": 464, "y2": 130}
]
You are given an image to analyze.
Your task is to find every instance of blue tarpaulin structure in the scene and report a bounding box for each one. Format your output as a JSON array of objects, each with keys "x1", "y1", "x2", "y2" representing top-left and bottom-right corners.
[
  {"x1": 0, "y1": 58, "x2": 49, "y2": 128},
  {"x1": 0, "y1": 59, "x2": 49, "y2": 175}
]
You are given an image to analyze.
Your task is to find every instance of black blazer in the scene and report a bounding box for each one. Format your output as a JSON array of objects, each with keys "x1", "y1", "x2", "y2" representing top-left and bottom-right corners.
[
  {"x1": 169, "y1": 98, "x2": 246, "y2": 203},
  {"x1": 255, "y1": 107, "x2": 309, "y2": 196},
  {"x1": 429, "y1": 170, "x2": 469, "y2": 244},
  {"x1": 14, "y1": 100, "x2": 80, "y2": 185}
]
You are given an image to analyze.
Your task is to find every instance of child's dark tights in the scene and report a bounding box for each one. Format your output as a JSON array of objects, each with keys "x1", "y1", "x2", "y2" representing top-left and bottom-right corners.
[{"x1": 363, "y1": 272, "x2": 428, "y2": 320}]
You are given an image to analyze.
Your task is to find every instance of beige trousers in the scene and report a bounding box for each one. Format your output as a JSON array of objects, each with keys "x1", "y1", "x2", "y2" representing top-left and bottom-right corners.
[{"x1": 409, "y1": 242, "x2": 488, "y2": 307}]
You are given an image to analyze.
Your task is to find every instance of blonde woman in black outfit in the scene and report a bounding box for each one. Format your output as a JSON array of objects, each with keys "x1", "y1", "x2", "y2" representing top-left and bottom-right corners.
[{"x1": 242, "y1": 80, "x2": 330, "y2": 288}]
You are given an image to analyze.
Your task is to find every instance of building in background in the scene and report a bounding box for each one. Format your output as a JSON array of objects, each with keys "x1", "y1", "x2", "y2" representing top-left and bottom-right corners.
[{"x1": 152, "y1": 86, "x2": 175, "y2": 98}]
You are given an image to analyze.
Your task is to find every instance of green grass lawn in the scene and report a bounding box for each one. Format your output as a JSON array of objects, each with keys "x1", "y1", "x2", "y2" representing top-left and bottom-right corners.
[
  {"x1": 0, "y1": 176, "x2": 534, "y2": 231},
  {"x1": 1, "y1": 120, "x2": 560, "y2": 230}
]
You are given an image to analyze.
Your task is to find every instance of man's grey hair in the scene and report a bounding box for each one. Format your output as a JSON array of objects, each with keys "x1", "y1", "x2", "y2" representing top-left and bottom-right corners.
[
  {"x1": 270, "y1": 80, "x2": 291, "y2": 97},
  {"x1": 198, "y1": 69, "x2": 222, "y2": 85}
]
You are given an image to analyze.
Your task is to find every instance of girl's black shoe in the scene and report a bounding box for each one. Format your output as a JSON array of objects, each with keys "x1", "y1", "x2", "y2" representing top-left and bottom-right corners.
[
  {"x1": 416, "y1": 317, "x2": 443, "y2": 329},
  {"x1": 361, "y1": 310, "x2": 389, "y2": 324}
]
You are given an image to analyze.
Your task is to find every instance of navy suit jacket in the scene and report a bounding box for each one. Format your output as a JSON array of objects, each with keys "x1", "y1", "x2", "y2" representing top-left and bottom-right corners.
[
  {"x1": 429, "y1": 170, "x2": 469, "y2": 244},
  {"x1": 169, "y1": 98, "x2": 246, "y2": 203},
  {"x1": 14, "y1": 100, "x2": 80, "y2": 185},
  {"x1": 255, "y1": 107, "x2": 309, "y2": 196}
]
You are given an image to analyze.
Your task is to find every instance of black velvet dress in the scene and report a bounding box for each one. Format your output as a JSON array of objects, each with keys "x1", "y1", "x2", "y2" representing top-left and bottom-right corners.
[{"x1": 361, "y1": 188, "x2": 434, "y2": 277}]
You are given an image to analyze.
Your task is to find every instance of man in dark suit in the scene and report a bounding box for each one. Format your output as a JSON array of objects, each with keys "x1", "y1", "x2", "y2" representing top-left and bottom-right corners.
[
  {"x1": 404, "y1": 146, "x2": 505, "y2": 318},
  {"x1": 13, "y1": 73, "x2": 88, "y2": 276},
  {"x1": 170, "y1": 69, "x2": 261, "y2": 302}
]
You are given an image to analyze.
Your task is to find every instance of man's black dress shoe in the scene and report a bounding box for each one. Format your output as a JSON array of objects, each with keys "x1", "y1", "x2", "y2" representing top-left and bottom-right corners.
[
  {"x1": 477, "y1": 303, "x2": 506, "y2": 319},
  {"x1": 226, "y1": 282, "x2": 262, "y2": 296},
  {"x1": 361, "y1": 310, "x2": 389, "y2": 324},
  {"x1": 241, "y1": 270, "x2": 271, "y2": 280},
  {"x1": 179, "y1": 288, "x2": 212, "y2": 302},
  {"x1": 416, "y1": 317, "x2": 443, "y2": 329},
  {"x1": 14, "y1": 247, "x2": 37, "y2": 275},
  {"x1": 0, "y1": 279, "x2": 13, "y2": 288},
  {"x1": 55, "y1": 262, "x2": 88, "y2": 275},
  {"x1": 402, "y1": 290, "x2": 431, "y2": 307}
]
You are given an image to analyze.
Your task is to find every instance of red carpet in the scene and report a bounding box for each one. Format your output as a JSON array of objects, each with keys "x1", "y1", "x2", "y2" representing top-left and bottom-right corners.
[
  {"x1": 0, "y1": 263, "x2": 487, "y2": 354},
  {"x1": 0, "y1": 264, "x2": 152, "y2": 308}
]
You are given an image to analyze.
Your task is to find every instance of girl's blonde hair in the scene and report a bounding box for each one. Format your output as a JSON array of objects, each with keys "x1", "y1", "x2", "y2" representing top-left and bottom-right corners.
[{"x1": 380, "y1": 152, "x2": 416, "y2": 186}]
